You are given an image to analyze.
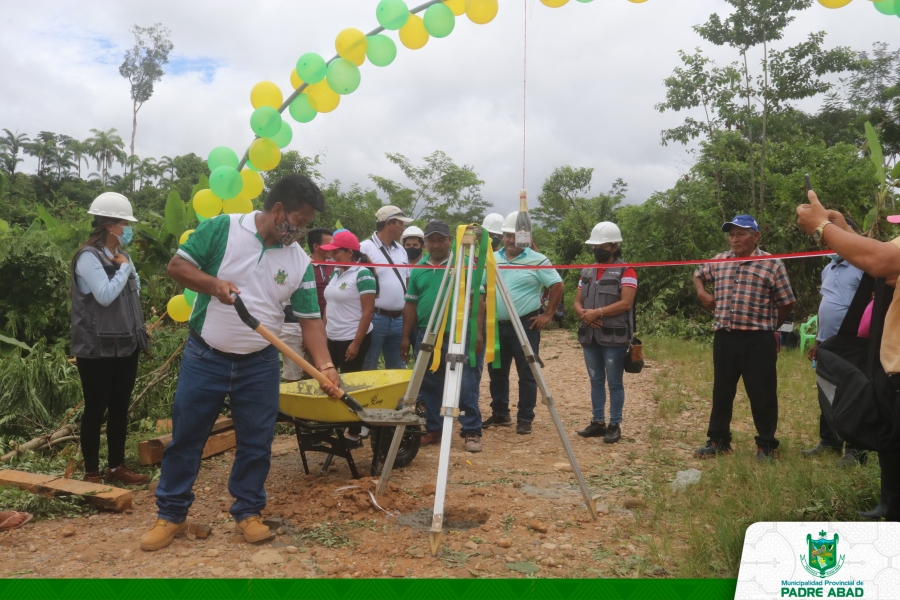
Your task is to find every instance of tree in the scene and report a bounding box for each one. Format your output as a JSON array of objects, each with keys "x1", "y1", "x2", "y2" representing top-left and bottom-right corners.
[
  {"x1": 157, "y1": 155, "x2": 176, "y2": 182},
  {"x1": 369, "y1": 151, "x2": 488, "y2": 224},
  {"x1": 0, "y1": 130, "x2": 29, "y2": 176},
  {"x1": 88, "y1": 128, "x2": 126, "y2": 185},
  {"x1": 847, "y1": 42, "x2": 900, "y2": 158},
  {"x1": 119, "y1": 23, "x2": 174, "y2": 158},
  {"x1": 23, "y1": 133, "x2": 58, "y2": 177},
  {"x1": 67, "y1": 139, "x2": 92, "y2": 179}
]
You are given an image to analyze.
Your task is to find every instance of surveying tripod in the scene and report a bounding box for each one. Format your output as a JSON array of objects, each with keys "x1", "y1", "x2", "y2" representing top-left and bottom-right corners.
[{"x1": 375, "y1": 224, "x2": 597, "y2": 556}]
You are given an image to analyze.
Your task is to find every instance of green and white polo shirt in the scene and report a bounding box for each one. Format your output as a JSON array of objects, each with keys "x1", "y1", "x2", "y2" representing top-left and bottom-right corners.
[
  {"x1": 323, "y1": 266, "x2": 377, "y2": 342},
  {"x1": 177, "y1": 212, "x2": 320, "y2": 354}
]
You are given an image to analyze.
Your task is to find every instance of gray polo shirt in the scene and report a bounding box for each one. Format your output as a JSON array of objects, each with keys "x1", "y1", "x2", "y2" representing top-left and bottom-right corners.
[{"x1": 360, "y1": 233, "x2": 408, "y2": 312}]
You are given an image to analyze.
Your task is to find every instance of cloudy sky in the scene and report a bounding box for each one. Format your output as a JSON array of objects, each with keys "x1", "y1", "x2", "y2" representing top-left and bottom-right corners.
[{"x1": 0, "y1": 0, "x2": 896, "y2": 215}]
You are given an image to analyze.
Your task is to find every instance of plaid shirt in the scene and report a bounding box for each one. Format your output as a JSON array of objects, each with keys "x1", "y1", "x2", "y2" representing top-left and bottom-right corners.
[{"x1": 694, "y1": 247, "x2": 795, "y2": 331}]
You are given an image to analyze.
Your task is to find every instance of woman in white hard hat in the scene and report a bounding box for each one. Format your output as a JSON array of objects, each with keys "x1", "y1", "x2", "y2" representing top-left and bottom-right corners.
[
  {"x1": 401, "y1": 225, "x2": 425, "y2": 262},
  {"x1": 71, "y1": 192, "x2": 150, "y2": 485},
  {"x1": 573, "y1": 222, "x2": 637, "y2": 444}
]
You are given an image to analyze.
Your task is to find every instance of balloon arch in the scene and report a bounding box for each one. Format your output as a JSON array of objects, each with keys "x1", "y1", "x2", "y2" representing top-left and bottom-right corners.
[{"x1": 165, "y1": 0, "x2": 897, "y2": 320}]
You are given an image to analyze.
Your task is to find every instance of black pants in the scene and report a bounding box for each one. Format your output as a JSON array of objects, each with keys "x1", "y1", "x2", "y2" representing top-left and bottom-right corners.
[
  {"x1": 488, "y1": 317, "x2": 541, "y2": 423},
  {"x1": 878, "y1": 449, "x2": 900, "y2": 519},
  {"x1": 328, "y1": 334, "x2": 372, "y2": 436},
  {"x1": 707, "y1": 329, "x2": 779, "y2": 449},
  {"x1": 76, "y1": 350, "x2": 140, "y2": 472}
]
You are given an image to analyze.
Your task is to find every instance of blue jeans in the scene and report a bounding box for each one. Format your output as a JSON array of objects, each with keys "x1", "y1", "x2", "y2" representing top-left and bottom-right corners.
[
  {"x1": 156, "y1": 337, "x2": 280, "y2": 524},
  {"x1": 363, "y1": 313, "x2": 406, "y2": 370},
  {"x1": 417, "y1": 331, "x2": 482, "y2": 437},
  {"x1": 488, "y1": 319, "x2": 540, "y2": 423},
  {"x1": 582, "y1": 342, "x2": 628, "y2": 425}
]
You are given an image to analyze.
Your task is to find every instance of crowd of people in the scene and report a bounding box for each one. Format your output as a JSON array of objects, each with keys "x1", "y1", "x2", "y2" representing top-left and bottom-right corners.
[{"x1": 63, "y1": 173, "x2": 900, "y2": 552}]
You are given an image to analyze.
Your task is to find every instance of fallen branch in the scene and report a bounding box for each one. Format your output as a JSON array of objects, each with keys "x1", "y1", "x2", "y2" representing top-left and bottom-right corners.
[
  {"x1": 1, "y1": 425, "x2": 77, "y2": 464},
  {"x1": 128, "y1": 339, "x2": 186, "y2": 413},
  {"x1": 147, "y1": 311, "x2": 169, "y2": 333}
]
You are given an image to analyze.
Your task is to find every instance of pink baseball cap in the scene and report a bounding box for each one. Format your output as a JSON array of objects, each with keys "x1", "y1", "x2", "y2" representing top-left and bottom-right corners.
[
  {"x1": 887, "y1": 215, "x2": 900, "y2": 224},
  {"x1": 319, "y1": 230, "x2": 360, "y2": 252}
]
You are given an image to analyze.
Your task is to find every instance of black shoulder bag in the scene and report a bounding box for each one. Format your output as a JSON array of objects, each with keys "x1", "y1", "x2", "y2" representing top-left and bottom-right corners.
[{"x1": 376, "y1": 244, "x2": 407, "y2": 294}]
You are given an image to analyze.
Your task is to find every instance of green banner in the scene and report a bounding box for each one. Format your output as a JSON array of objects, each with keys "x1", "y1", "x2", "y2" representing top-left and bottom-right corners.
[{"x1": 0, "y1": 578, "x2": 736, "y2": 600}]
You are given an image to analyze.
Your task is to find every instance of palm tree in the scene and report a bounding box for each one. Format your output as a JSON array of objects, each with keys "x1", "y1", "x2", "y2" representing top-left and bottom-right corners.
[
  {"x1": 69, "y1": 140, "x2": 91, "y2": 179},
  {"x1": 55, "y1": 146, "x2": 76, "y2": 179},
  {"x1": 0, "y1": 129, "x2": 29, "y2": 175},
  {"x1": 157, "y1": 155, "x2": 176, "y2": 182},
  {"x1": 139, "y1": 157, "x2": 158, "y2": 190},
  {"x1": 88, "y1": 128, "x2": 126, "y2": 186},
  {"x1": 23, "y1": 138, "x2": 57, "y2": 176},
  {"x1": 125, "y1": 154, "x2": 141, "y2": 191}
]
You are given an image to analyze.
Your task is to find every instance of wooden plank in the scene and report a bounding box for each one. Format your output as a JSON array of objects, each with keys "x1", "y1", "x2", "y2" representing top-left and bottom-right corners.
[
  {"x1": 0, "y1": 470, "x2": 58, "y2": 493},
  {"x1": 38, "y1": 478, "x2": 132, "y2": 512},
  {"x1": 201, "y1": 429, "x2": 236, "y2": 460},
  {"x1": 138, "y1": 418, "x2": 234, "y2": 466}
]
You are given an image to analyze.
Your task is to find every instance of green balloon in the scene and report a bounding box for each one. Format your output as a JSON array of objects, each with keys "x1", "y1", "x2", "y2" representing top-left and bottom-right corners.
[
  {"x1": 250, "y1": 106, "x2": 283, "y2": 138},
  {"x1": 376, "y1": 0, "x2": 409, "y2": 30},
  {"x1": 326, "y1": 59, "x2": 361, "y2": 95},
  {"x1": 272, "y1": 120, "x2": 293, "y2": 149},
  {"x1": 184, "y1": 288, "x2": 197, "y2": 306},
  {"x1": 872, "y1": 0, "x2": 896, "y2": 14},
  {"x1": 207, "y1": 146, "x2": 238, "y2": 171},
  {"x1": 296, "y1": 52, "x2": 327, "y2": 84},
  {"x1": 209, "y1": 166, "x2": 243, "y2": 200},
  {"x1": 288, "y1": 94, "x2": 318, "y2": 123},
  {"x1": 576, "y1": 0, "x2": 594, "y2": 2},
  {"x1": 366, "y1": 35, "x2": 397, "y2": 67},
  {"x1": 424, "y1": 3, "x2": 455, "y2": 38},
  {"x1": 197, "y1": 213, "x2": 209, "y2": 223}
]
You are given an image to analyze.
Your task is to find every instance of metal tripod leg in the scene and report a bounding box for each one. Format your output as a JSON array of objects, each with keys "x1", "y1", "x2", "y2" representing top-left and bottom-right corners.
[
  {"x1": 493, "y1": 264, "x2": 598, "y2": 521},
  {"x1": 376, "y1": 255, "x2": 456, "y2": 496}
]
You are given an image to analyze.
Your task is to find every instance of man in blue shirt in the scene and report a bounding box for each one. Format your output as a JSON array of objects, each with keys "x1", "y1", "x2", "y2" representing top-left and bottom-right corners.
[{"x1": 802, "y1": 242, "x2": 864, "y2": 466}]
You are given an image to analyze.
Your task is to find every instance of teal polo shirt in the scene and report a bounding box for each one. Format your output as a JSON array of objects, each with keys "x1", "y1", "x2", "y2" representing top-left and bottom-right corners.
[
  {"x1": 404, "y1": 255, "x2": 451, "y2": 330},
  {"x1": 483, "y1": 248, "x2": 562, "y2": 321}
]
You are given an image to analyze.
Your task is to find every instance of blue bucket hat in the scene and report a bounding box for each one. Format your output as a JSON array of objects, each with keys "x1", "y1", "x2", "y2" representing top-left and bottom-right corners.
[{"x1": 722, "y1": 215, "x2": 759, "y2": 232}]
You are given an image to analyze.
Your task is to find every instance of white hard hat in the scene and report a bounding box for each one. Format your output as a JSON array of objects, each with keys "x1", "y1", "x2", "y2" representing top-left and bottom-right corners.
[
  {"x1": 88, "y1": 192, "x2": 137, "y2": 222},
  {"x1": 482, "y1": 213, "x2": 505, "y2": 235},
  {"x1": 585, "y1": 222, "x2": 623, "y2": 245},
  {"x1": 501, "y1": 211, "x2": 519, "y2": 234},
  {"x1": 401, "y1": 225, "x2": 424, "y2": 242}
]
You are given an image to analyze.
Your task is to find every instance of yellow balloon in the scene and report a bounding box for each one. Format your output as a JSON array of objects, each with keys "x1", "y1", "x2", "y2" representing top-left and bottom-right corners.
[
  {"x1": 306, "y1": 81, "x2": 341, "y2": 113},
  {"x1": 167, "y1": 295, "x2": 193, "y2": 323},
  {"x1": 179, "y1": 229, "x2": 194, "y2": 245},
  {"x1": 239, "y1": 169, "x2": 264, "y2": 200},
  {"x1": 249, "y1": 138, "x2": 282, "y2": 171},
  {"x1": 223, "y1": 196, "x2": 254, "y2": 214},
  {"x1": 465, "y1": 0, "x2": 499, "y2": 24},
  {"x1": 193, "y1": 189, "x2": 223, "y2": 219},
  {"x1": 250, "y1": 81, "x2": 283, "y2": 109},
  {"x1": 540, "y1": 0, "x2": 569, "y2": 6},
  {"x1": 399, "y1": 13, "x2": 429, "y2": 50},
  {"x1": 816, "y1": 0, "x2": 851, "y2": 7},
  {"x1": 627, "y1": 0, "x2": 648, "y2": 3},
  {"x1": 444, "y1": 0, "x2": 466, "y2": 16},
  {"x1": 290, "y1": 69, "x2": 304, "y2": 90},
  {"x1": 336, "y1": 28, "x2": 368, "y2": 65}
]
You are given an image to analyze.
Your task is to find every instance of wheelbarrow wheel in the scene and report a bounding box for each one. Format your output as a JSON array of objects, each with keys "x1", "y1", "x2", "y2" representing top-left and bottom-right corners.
[{"x1": 369, "y1": 426, "x2": 421, "y2": 469}]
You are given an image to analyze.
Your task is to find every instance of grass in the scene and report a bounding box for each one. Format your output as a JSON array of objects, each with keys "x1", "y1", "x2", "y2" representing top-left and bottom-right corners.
[{"x1": 640, "y1": 336, "x2": 879, "y2": 578}]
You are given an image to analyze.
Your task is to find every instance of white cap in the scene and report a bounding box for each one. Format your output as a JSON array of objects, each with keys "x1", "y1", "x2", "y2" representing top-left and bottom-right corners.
[
  {"x1": 501, "y1": 211, "x2": 519, "y2": 234},
  {"x1": 375, "y1": 205, "x2": 413, "y2": 224},
  {"x1": 401, "y1": 225, "x2": 424, "y2": 242},
  {"x1": 482, "y1": 213, "x2": 504, "y2": 235},
  {"x1": 585, "y1": 222, "x2": 623, "y2": 245},
  {"x1": 88, "y1": 192, "x2": 137, "y2": 222}
]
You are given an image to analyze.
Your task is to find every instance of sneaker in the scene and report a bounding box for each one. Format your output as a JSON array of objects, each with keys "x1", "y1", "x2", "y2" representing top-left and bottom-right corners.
[
  {"x1": 235, "y1": 515, "x2": 274, "y2": 543},
  {"x1": 836, "y1": 449, "x2": 867, "y2": 468},
  {"x1": 603, "y1": 424, "x2": 621, "y2": 444},
  {"x1": 800, "y1": 443, "x2": 842, "y2": 457},
  {"x1": 140, "y1": 519, "x2": 189, "y2": 551},
  {"x1": 695, "y1": 440, "x2": 732, "y2": 459},
  {"x1": 464, "y1": 434, "x2": 483, "y2": 453},
  {"x1": 106, "y1": 464, "x2": 151, "y2": 486},
  {"x1": 483, "y1": 414, "x2": 513, "y2": 428},
  {"x1": 82, "y1": 471, "x2": 102, "y2": 484},
  {"x1": 516, "y1": 421, "x2": 532, "y2": 435},
  {"x1": 577, "y1": 421, "x2": 607, "y2": 438},
  {"x1": 420, "y1": 430, "x2": 442, "y2": 446},
  {"x1": 756, "y1": 446, "x2": 776, "y2": 463}
]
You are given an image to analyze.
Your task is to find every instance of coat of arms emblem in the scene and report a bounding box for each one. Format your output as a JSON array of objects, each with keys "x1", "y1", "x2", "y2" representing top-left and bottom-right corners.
[{"x1": 801, "y1": 530, "x2": 844, "y2": 578}]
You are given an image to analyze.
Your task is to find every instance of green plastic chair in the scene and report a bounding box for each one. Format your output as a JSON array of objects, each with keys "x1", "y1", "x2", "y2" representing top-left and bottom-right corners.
[{"x1": 799, "y1": 315, "x2": 818, "y2": 354}]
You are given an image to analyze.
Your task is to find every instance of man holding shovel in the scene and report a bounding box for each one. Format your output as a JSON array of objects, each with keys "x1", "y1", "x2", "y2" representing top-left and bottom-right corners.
[{"x1": 141, "y1": 174, "x2": 340, "y2": 551}]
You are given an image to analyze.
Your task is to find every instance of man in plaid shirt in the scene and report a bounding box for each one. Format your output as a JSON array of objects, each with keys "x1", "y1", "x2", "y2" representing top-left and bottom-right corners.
[{"x1": 693, "y1": 215, "x2": 795, "y2": 462}]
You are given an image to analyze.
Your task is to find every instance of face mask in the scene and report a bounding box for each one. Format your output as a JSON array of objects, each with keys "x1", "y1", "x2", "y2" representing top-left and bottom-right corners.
[
  {"x1": 406, "y1": 247, "x2": 423, "y2": 261},
  {"x1": 276, "y1": 217, "x2": 306, "y2": 246},
  {"x1": 116, "y1": 225, "x2": 133, "y2": 246},
  {"x1": 593, "y1": 247, "x2": 613, "y2": 263}
]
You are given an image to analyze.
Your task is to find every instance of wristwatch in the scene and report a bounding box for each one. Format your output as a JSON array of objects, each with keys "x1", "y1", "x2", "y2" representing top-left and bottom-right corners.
[
  {"x1": 812, "y1": 220, "x2": 831, "y2": 245},
  {"x1": 318, "y1": 362, "x2": 336, "y2": 372}
]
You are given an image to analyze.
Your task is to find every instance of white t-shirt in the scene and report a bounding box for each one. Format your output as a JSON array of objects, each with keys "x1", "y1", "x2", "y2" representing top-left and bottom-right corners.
[
  {"x1": 324, "y1": 266, "x2": 377, "y2": 341},
  {"x1": 359, "y1": 233, "x2": 408, "y2": 311}
]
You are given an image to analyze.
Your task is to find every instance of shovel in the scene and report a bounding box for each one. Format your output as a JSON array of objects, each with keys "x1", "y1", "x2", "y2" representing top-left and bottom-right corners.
[{"x1": 231, "y1": 294, "x2": 420, "y2": 427}]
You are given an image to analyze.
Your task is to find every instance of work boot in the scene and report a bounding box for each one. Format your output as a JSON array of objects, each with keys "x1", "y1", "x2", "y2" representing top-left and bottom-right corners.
[
  {"x1": 235, "y1": 516, "x2": 274, "y2": 543},
  {"x1": 603, "y1": 424, "x2": 621, "y2": 444},
  {"x1": 836, "y1": 449, "x2": 867, "y2": 468},
  {"x1": 82, "y1": 471, "x2": 102, "y2": 484},
  {"x1": 695, "y1": 440, "x2": 732, "y2": 459},
  {"x1": 516, "y1": 421, "x2": 533, "y2": 435},
  {"x1": 859, "y1": 501, "x2": 888, "y2": 521},
  {"x1": 756, "y1": 446, "x2": 776, "y2": 464},
  {"x1": 420, "y1": 430, "x2": 442, "y2": 446},
  {"x1": 464, "y1": 434, "x2": 483, "y2": 453},
  {"x1": 577, "y1": 421, "x2": 607, "y2": 438},
  {"x1": 106, "y1": 464, "x2": 151, "y2": 486},
  {"x1": 483, "y1": 414, "x2": 512, "y2": 428},
  {"x1": 140, "y1": 519, "x2": 189, "y2": 551},
  {"x1": 801, "y1": 443, "x2": 842, "y2": 457}
]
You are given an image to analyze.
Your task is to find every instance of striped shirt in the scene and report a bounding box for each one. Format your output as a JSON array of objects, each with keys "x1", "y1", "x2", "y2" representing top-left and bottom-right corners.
[{"x1": 694, "y1": 247, "x2": 795, "y2": 331}]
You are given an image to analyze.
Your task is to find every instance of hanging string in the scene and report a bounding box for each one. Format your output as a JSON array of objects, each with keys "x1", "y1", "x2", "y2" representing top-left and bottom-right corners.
[{"x1": 522, "y1": 0, "x2": 528, "y2": 190}]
